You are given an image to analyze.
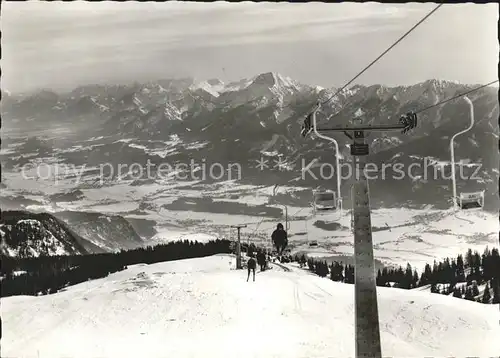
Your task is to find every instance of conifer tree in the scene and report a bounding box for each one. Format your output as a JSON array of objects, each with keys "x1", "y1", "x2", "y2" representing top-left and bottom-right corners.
[
  {"x1": 481, "y1": 282, "x2": 491, "y2": 303},
  {"x1": 376, "y1": 269, "x2": 383, "y2": 286},
  {"x1": 456, "y1": 254, "x2": 465, "y2": 281},
  {"x1": 472, "y1": 282, "x2": 480, "y2": 297},
  {"x1": 472, "y1": 251, "x2": 482, "y2": 283},
  {"x1": 401, "y1": 263, "x2": 413, "y2": 289},
  {"x1": 491, "y1": 278, "x2": 500, "y2": 304},
  {"x1": 412, "y1": 269, "x2": 419, "y2": 288},
  {"x1": 464, "y1": 287, "x2": 474, "y2": 300},
  {"x1": 299, "y1": 254, "x2": 307, "y2": 268},
  {"x1": 307, "y1": 258, "x2": 315, "y2": 271},
  {"x1": 344, "y1": 265, "x2": 354, "y2": 284},
  {"x1": 420, "y1": 263, "x2": 432, "y2": 286},
  {"x1": 431, "y1": 260, "x2": 439, "y2": 283},
  {"x1": 466, "y1": 248, "x2": 473, "y2": 268},
  {"x1": 491, "y1": 248, "x2": 500, "y2": 281},
  {"x1": 316, "y1": 261, "x2": 329, "y2": 277},
  {"x1": 330, "y1": 262, "x2": 344, "y2": 282}
]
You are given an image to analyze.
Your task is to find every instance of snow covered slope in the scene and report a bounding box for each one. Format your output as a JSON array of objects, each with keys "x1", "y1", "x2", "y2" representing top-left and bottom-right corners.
[{"x1": 3, "y1": 255, "x2": 499, "y2": 358}]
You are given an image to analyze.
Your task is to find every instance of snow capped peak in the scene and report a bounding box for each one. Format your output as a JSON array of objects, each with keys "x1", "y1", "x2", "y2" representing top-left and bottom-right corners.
[
  {"x1": 421, "y1": 79, "x2": 461, "y2": 91},
  {"x1": 354, "y1": 108, "x2": 365, "y2": 118},
  {"x1": 252, "y1": 72, "x2": 279, "y2": 86},
  {"x1": 244, "y1": 72, "x2": 301, "y2": 106},
  {"x1": 189, "y1": 80, "x2": 224, "y2": 97},
  {"x1": 223, "y1": 77, "x2": 254, "y2": 92},
  {"x1": 189, "y1": 80, "x2": 225, "y2": 98},
  {"x1": 250, "y1": 72, "x2": 300, "y2": 92},
  {"x1": 206, "y1": 78, "x2": 224, "y2": 87},
  {"x1": 188, "y1": 73, "x2": 302, "y2": 99},
  {"x1": 313, "y1": 85, "x2": 324, "y2": 93}
]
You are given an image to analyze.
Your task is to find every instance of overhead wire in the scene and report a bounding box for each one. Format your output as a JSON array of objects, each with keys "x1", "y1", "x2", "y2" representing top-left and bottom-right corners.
[
  {"x1": 297, "y1": 3, "x2": 444, "y2": 122},
  {"x1": 322, "y1": 3, "x2": 443, "y2": 107},
  {"x1": 412, "y1": 80, "x2": 499, "y2": 115},
  {"x1": 186, "y1": 3, "x2": 445, "y2": 121}
]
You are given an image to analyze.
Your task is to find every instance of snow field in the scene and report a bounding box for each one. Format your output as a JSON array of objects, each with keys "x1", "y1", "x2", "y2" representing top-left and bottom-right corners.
[{"x1": 3, "y1": 255, "x2": 499, "y2": 358}]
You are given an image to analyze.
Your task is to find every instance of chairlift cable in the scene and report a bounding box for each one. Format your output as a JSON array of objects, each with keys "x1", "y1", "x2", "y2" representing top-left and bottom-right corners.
[
  {"x1": 297, "y1": 3, "x2": 444, "y2": 121},
  {"x1": 321, "y1": 3, "x2": 443, "y2": 107},
  {"x1": 322, "y1": 80, "x2": 499, "y2": 126},
  {"x1": 413, "y1": 80, "x2": 499, "y2": 114},
  {"x1": 192, "y1": 4, "x2": 444, "y2": 119},
  {"x1": 185, "y1": 3, "x2": 446, "y2": 134}
]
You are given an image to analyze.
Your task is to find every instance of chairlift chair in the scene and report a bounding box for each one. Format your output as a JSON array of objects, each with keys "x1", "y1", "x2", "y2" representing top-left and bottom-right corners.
[
  {"x1": 311, "y1": 189, "x2": 343, "y2": 225},
  {"x1": 313, "y1": 190, "x2": 336, "y2": 210},
  {"x1": 457, "y1": 190, "x2": 484, "y2": 210},
  {"x1": 312, "y1": 189, "x2": 338, "y2": 213},
  {"x1": 309, "y1": 240, "x2": 318, "y2": 247},
  {"x1": 449, "y1": 96, "x2": 484, "y2": 212}
]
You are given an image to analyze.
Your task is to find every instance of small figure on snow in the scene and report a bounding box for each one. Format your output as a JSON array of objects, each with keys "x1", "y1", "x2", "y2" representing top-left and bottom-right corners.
[
  {"x1": 247, "y1": 253, "x2": 256, "y2": 282},
  {"x1": 272, "y1": 223, "x2": 288, "y2": 256},
  {"x1": 256, "y1": 250, "x2": 267, "y2": 271}
]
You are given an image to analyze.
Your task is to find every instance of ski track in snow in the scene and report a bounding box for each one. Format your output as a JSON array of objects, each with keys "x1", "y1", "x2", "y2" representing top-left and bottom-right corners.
[{"x1": 3, "y1": 255, "x2": 499, "y2": 358}]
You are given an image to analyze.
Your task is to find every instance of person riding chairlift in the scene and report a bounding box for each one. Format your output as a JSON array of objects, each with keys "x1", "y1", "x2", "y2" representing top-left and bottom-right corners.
[{"x1": 272, "y1": 223, "x2": 288, "y2": 256}]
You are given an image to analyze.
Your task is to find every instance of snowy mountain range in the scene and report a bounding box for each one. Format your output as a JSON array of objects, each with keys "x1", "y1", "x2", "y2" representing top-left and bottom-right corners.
[{"x1": 3, "y1": 72, "x2": 497, "y2": 210}]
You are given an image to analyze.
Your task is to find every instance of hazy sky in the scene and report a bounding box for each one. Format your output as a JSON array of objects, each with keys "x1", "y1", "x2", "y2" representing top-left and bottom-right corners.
[{"x1": 2, "y1": 1, "x2": 498, "y2": 94}]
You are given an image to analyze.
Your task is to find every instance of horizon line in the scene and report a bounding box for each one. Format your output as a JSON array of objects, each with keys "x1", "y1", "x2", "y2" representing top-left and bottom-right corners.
[{"x1": 3, "y1": 73, "x2": 498, "y2": 97}]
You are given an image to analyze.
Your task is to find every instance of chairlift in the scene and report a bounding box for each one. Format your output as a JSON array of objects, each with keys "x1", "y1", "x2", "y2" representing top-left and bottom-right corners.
[
  {"x1": 312, "y1": 189, "x2": 337, "y2": 213},
  {"x1": 312, "y1": 189, "x2": 342, "y2": 224},
  {"x1": 309, "y1": 240, "x2": 318, "y2": 247},
  {"x1": 449, "y1": 96, "x2": 484, "y2": 212},
  {"x1": 457, "y1": 191, "x2": 484, "y2": 210}
]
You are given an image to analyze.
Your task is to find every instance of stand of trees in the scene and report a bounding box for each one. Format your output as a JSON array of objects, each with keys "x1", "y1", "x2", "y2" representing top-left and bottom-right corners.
[
  {"x1": 292, "y1": 246, "x2": 500, "y2": 304},
  {"x1": 3, "y1": 237, "x2": 497, "y2": 305},
  {"x1": 1, "y1": 239, "x2": 231, "y2": 297}
]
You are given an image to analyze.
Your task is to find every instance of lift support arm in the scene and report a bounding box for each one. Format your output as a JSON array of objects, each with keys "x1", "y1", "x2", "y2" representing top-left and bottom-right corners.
[{"x1": 302, "y1": 112, "x2": 417, "y2": 137}]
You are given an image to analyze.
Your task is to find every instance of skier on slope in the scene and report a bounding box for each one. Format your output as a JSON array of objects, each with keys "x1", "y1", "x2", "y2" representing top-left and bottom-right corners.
[
  {"x1": 256, "y1": 249, "x2": 267, "y2": 271},
  {"x1": 272, "y1": 223, "x2": 288, "y2": 257},
  {"x1": 247, "y1": 252, "x2": 257, "y2": 282}
]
